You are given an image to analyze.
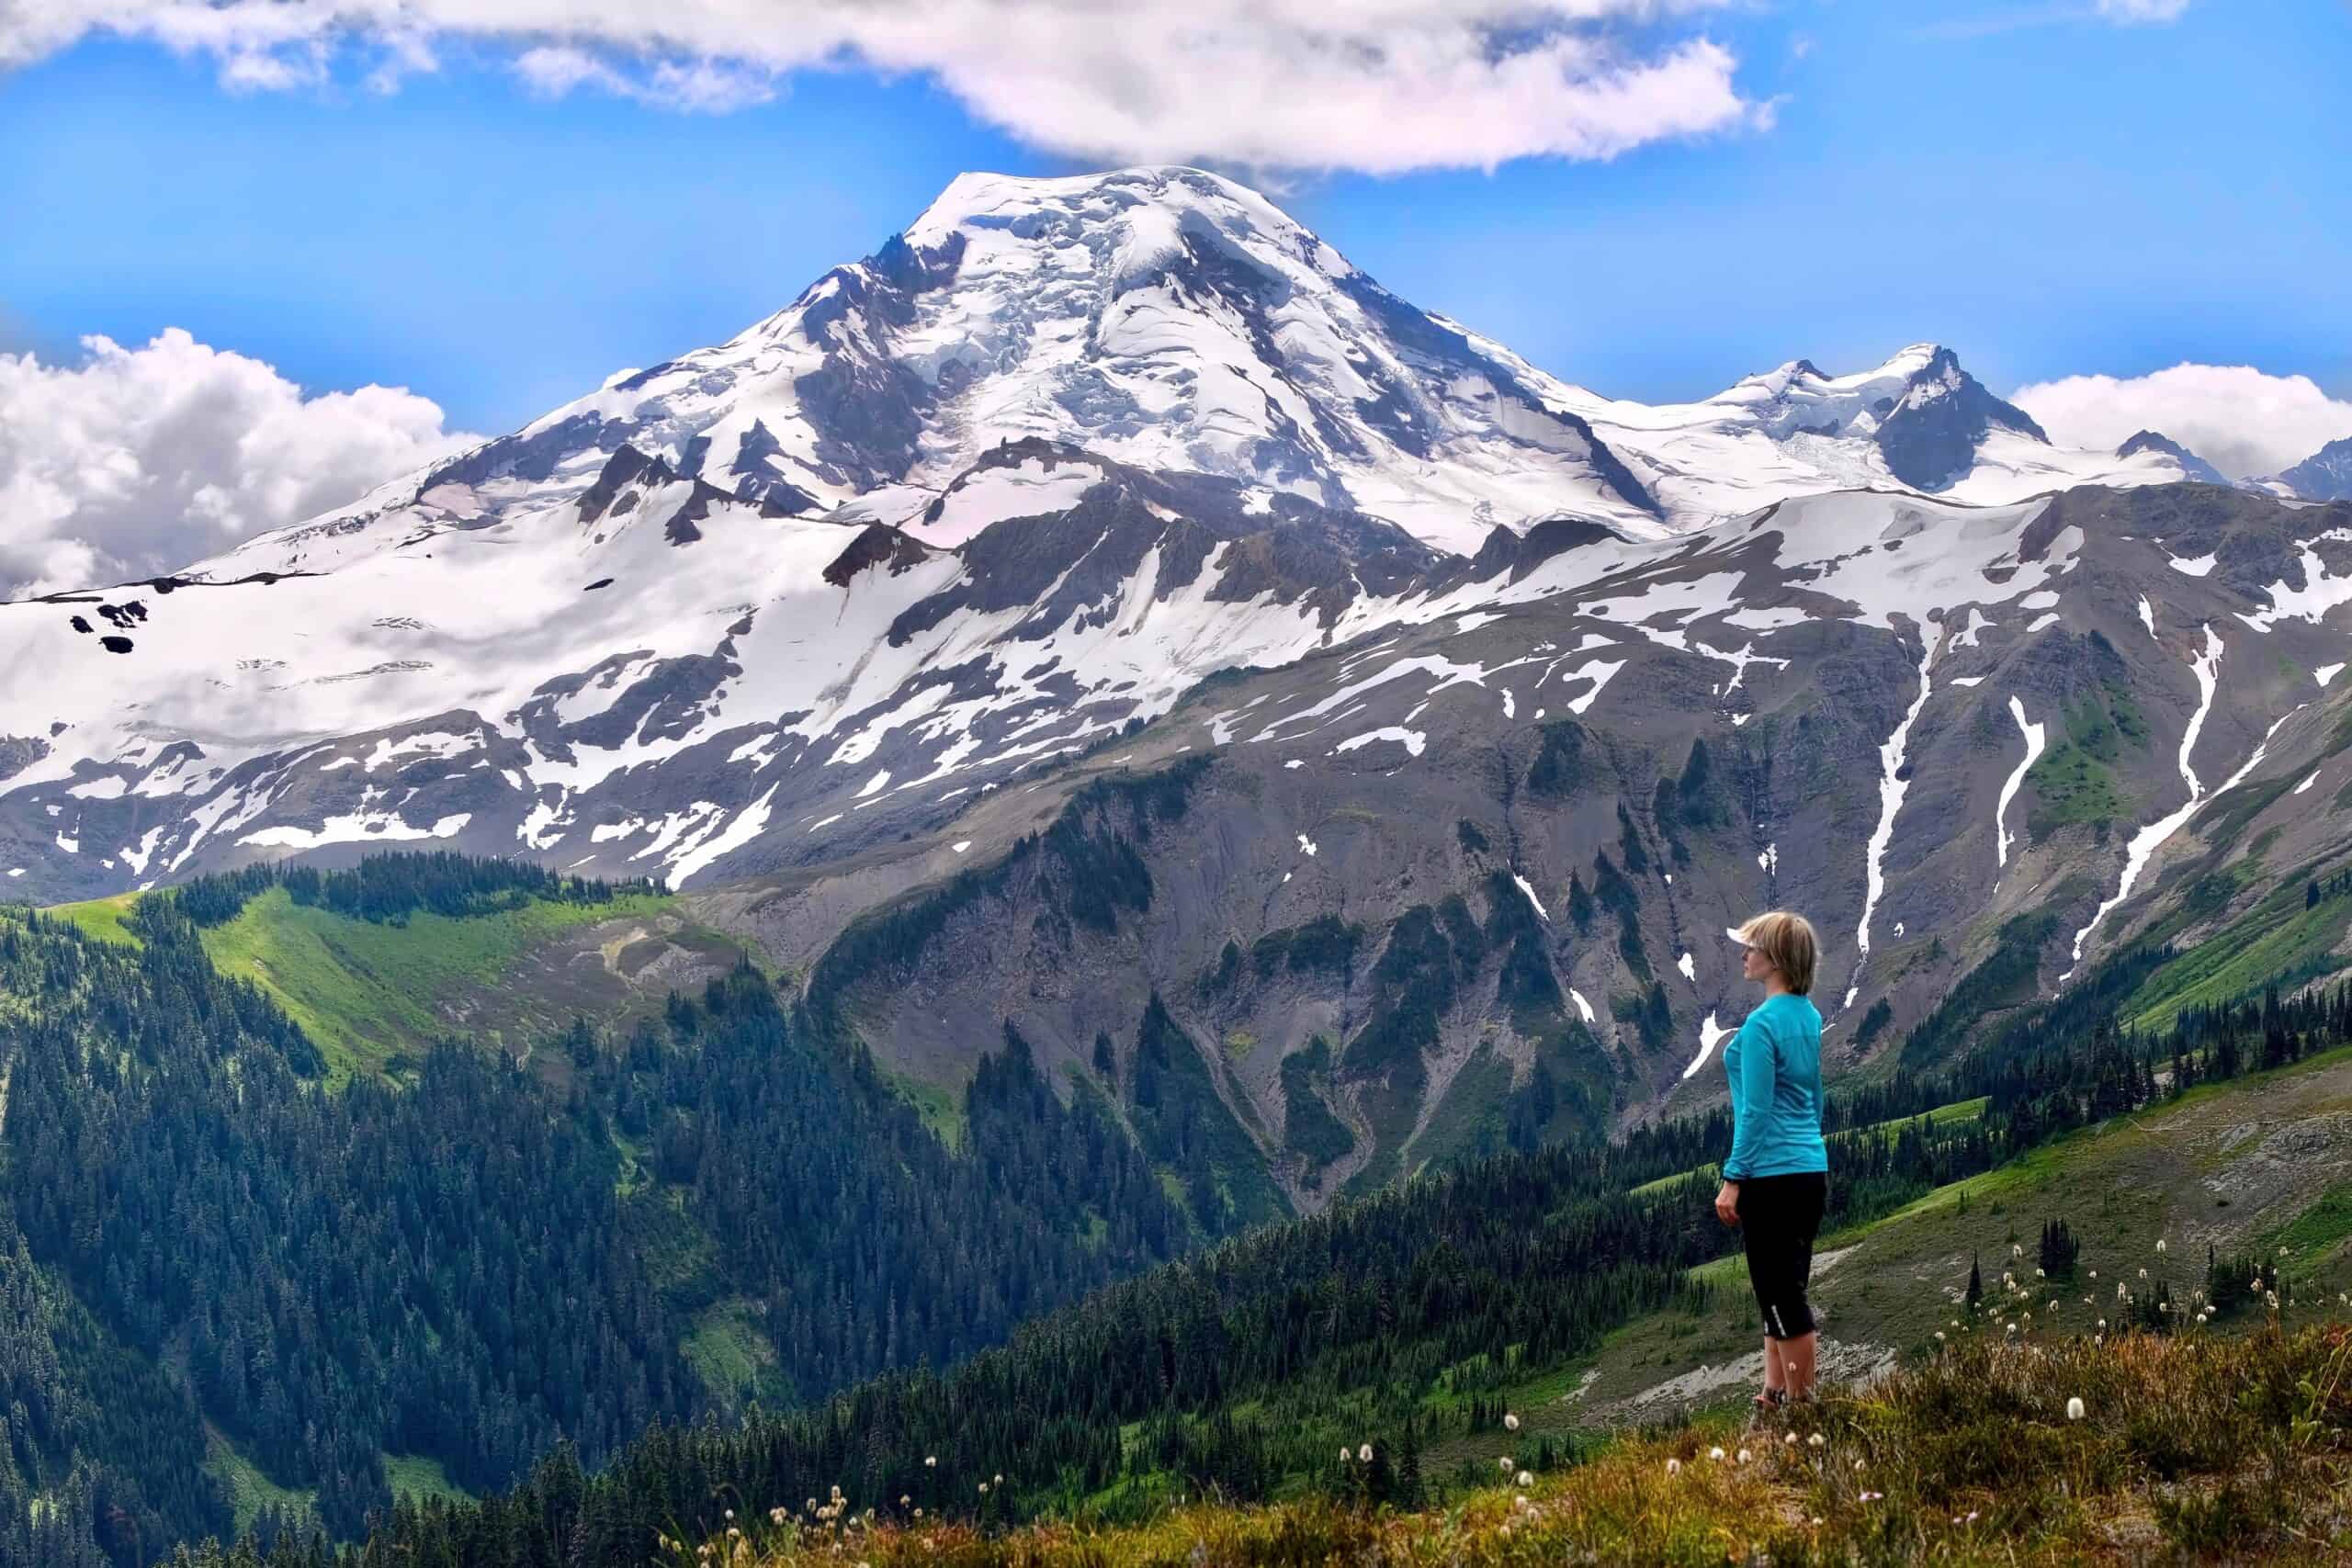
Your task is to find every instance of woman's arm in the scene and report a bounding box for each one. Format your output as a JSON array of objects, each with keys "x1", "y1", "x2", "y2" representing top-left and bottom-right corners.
[{"x1": 1721, "y1": 1017, "x2": 1777, "y2": 1183}]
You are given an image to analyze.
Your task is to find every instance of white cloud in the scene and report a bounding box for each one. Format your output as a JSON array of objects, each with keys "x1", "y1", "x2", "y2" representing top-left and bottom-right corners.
[
  {"x1": 2011, "y1": 363, "x2": 2352, "y2": 480},
  {"x1": 0, "y1": 329, "x2": 474, "y2": 595},
  {"x1": 2093, "y1": 0, "x2": 2191, "y2": 21},
  {"x1": 0, "y1": 2, "x2": 1761, "y2": 173}
]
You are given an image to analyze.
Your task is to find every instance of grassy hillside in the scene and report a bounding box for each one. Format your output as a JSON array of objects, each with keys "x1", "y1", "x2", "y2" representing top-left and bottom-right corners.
[
  {"x1": 1553, "y1": 1045, "x2": 2352, "y2": 1435},
  {"x1": 41, "y1": 878, "x2": 748, "y2": 1085},
  {"x1": 679, "y1": 1321, "x2": 2352, "y2": 1565}
]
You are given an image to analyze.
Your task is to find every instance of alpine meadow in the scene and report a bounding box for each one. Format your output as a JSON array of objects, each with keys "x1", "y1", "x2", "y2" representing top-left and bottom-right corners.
[{"x1": 5, "y1": 6, "x2": 2352, "y2": 1564}]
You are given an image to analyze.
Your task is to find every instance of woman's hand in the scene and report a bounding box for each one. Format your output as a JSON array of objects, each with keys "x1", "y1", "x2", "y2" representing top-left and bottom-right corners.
[{"x1": 1714, "y1": 1180, "x2": 1741, "y2": 1228}]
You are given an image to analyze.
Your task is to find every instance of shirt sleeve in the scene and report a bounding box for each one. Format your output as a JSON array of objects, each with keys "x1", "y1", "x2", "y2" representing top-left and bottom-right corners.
[{"x1": 1722, "y1": 1013, "x2": 1777, "y2": 1181}]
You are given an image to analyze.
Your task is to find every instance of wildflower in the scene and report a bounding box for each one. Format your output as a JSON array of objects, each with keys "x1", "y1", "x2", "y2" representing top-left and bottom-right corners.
[
  {"x1": 2035, "y1": 1267, "x2": 2045, "y2": 1279},
  {"x1": 1517, "y1": 1470, "x2": 1533, "y2": 1487},
  {"x1": 1504, "y1": 1412, "x2": 1521, "y2": 1431},
  {"x1": 1810, "y1": 1517, "x2": 1825, "y2": 1527},
  {"x1": 1498, "y1": 1455, "x2": 1514, "y2": 1472},
  {"x1": 2088, "y1": 1269, "x2": 2097, "y2": 1280},
  {"x1": 1498, "y1": 1524, "x2": 1512, "y2": 1539},
  {"x1": 1861, "y1": 1490, "x2": 1883, "y2": 1503},
  {"x1": 2012, "y1": 1244, "x2": 2023, "y2": 1258},
  {"x1": 1360, "y1": 1443, "x2": 1374, "y2": 1464},
  {"x1": 2049, "y1": 1300, "x2": 2059, "y2": 1313},
  {"x1": 994, "y1": 1473, "x2": 1003, "y2": 1484},
  {"x1": 1340, "y1": 1447, "x2": 1352, "y2": 1464},
  {"x1": 2267, "y1": 1291, "x2": 2280, "y2": 1309},
  {"x1": 977, "y1": 1483, "x2": 988, "y2": 1495},
  {"x1": 1736, "y1": 1449, "x2": 1752, "y2": 1465},
  {"x1": 2156, "y1": 1238, "x2": 2167, "y2": 1254},
  {"x1": 1666, "y1": 1458, "x2": 1683, "y2": 1476},
  {"x1": 1808, "y1": 1433, "x2": 1826, "y2": 1449},
  {"x1": 924, "y1": 1455, "x2": 937, "y2": 1468},
  {"x1": 913, "y1": 1508, "x2": 923, "y2": 1518},
  {"x1": 1709, "y1": 1447, "x2": 1727, "y2": 1462},
  {"x1": 2066, "y1": 1396, "x2": 2086, "y2": 1420},
  {"x1": 2006, "y1": 1321, "x2": 2018, "y2": 1335},
  {"x1": 1854, "y1": 1458, "x2": 1867, "y2": 1473},
  {"x1": 2138, "y1": 1268, "x2": 2148, "y2": 1280},
  {"x1": 1783, "y1": 1432, "x2": 1798, "y2": 1446},
  {"x1": 2098, "y1": 1318, "x2": 2107, "y2": 1331},
  {"x1": 724, "y1": 1510, "x2": 735, "y2": 1521},
  {"x1": 770, "y1": 1508, "x2": 786, "y2": 1526}
]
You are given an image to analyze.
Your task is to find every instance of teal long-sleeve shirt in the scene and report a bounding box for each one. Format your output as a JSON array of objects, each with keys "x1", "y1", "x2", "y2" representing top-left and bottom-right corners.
[{"x1": 1720, "y1": 992, "x2": 1828, "y2": 1182}]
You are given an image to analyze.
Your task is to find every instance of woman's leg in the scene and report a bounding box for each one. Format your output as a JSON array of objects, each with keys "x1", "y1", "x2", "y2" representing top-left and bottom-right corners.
[
  {"x1": 1740, "y1": 1181, "x2": 1789, "y2": 1405},
  {"x1": 1779, "y1": 1175, "x2": 1827, "y2": 1401}
]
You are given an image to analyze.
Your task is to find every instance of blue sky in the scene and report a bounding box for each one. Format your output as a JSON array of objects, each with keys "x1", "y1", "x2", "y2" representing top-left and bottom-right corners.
[{"x1": 3, "y1": 1, "x2": 2344, "y2": 433}]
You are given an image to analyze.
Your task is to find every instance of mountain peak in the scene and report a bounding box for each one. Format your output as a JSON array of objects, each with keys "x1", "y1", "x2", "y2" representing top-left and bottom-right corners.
[{"x1": 2116, "y1": 429, "x2": 2227, "y2": 484}]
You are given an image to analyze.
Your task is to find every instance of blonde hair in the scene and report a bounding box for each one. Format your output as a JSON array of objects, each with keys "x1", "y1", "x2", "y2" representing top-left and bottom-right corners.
[{"x1": 1737, "y1": 910, "x2": 1818, "y2": 997}]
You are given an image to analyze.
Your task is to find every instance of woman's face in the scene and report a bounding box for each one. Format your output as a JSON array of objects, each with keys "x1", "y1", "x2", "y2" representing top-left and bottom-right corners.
[{"x1": 1740, "y1": 942, "x2": 1777, "y2": 987}]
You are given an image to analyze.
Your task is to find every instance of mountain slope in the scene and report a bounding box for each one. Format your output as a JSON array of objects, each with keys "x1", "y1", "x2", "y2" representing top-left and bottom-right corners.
[{"x1": 2271, "y1": 434, "x2": 2352, "y2": 501}]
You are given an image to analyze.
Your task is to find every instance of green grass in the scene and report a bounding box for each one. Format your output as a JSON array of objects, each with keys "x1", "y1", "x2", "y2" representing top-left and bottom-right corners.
[
  {"x1": 383, "y1": 1453, "x2": 474, "y2": 1508},
  {"x1": 196, "y1": 886, "x2": 674, "y2": 1085},
  {"x1": 204, "y1": 1427, "x2": 316, "y2": 1537},
  {"x1": 2023, "y1": 740, "x2": 2128, "y2": 839},
  {"x1": 890, "y1": 1071, "x2": 967, "y2": 1152},
  {"x1": 45, "y1": 892, "x2": 142, "y2": 947},
  {"x1": 2121, "y1": 880, "x2": 2352, "y2": 1034},
  {"x1": 2263, "y1": 1183, "x2": 2352, "y2": 1274},
  {"x1": 683, "y1": 1297, "x2": 786, "y2": 1411}
]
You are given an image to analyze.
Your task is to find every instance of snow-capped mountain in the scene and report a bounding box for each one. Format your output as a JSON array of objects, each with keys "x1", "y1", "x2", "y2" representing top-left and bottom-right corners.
[
  {"x1": 2118, "y1": 430, "x2": 2228, "y2": 486},
  {"x1": 211, "y1": 166, "x2": 2199, "y2": 579},
  {"x1": 2267, "y1": 435, "x2": 2352, "y2": 501},
  {"x1": 12, "y1": 164, "x2": 2347, "y2": 1169}
]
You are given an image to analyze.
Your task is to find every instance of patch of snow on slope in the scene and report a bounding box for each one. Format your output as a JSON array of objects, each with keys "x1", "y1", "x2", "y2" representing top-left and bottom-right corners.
[
  {"x1": 666, "y1": 784, "x2": 779, "y2": 887},
  {"x1": 1569, "y1": 988, "x2": 1595, "y2": 1024},
  {"x1": 1848, "y1": 622, "x2": 1943, "y2": 1008},
  {"x1": 2168, "y1": 552, "x2": 2216, "y2": 577},
  {"x1": 2320, "y1": 663, "x2": 2346, "y2": 688},
  {"x1": 2139, "y1": 596, "x2": 2156, "y2": 638},
  {"x1": 1561, "y1": 660, "x2": 1627, "y2": 716},
  {"x1": 241, "y1": 812, "x2": 470, "y2": 850},
  {"x1": 1996, "y1": 696, "x2": 2045, "y2": 871},
  {"x1": 2064, "y1": 624, "x2": 2224, "y2": 979},
  {"x1": 1677, "y1": 950, "x2": 1696, "y2": 983},
  {"x1": 1335, "y1": 727, "x2": 1427, "y2": 757},
  {"x1": 1513, "y1": 873, "x2": 1548, "y2": 921},
  {"x1": 2236, "y1": 540, "x2": 2352, "y2": 634},
  {"x1": 2297, "y1": 770, "x2": 2321, "y2": 795},
  {"x1": 1684, "y1": 1011, "x2": 1735, "y2": 1080}
]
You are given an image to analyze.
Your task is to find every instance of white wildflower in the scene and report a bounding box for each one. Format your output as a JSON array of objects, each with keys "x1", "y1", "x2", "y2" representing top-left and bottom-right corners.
[
  {"x1": 1504, "y1": 1412, "x2": 1521, "y2": 1431},
  {"x1": 1709, "y1": 1447, "x2": 1726, "y2": 1462},
  {"x1": 2066, "y1": 1396, "x2": 2086, "y2": 1420},
  {"x1": 1516, "y1": 1470, "x2": 1533, "y2": 1487},
  {"x1": 1360, "y1": 1444, "x2": 1374, "y2": 1464},
  {"x1": 1666, "y1": 1458, "x2": 1682, "y2": 1475}
]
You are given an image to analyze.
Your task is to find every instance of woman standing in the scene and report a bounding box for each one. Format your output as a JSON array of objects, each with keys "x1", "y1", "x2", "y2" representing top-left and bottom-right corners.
[{"x1": 1711, "y1": 910, "x2": 1828, "y2": 1410}]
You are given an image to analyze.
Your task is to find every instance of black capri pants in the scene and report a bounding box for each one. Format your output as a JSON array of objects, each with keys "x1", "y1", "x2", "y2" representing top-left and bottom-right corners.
[{"x1": 1736, "y1": 1171, "x2": 1826, "y2": 1340}]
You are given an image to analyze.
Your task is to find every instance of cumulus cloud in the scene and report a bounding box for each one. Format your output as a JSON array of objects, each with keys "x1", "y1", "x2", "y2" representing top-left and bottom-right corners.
[
  {"x1": 2011, "y1": 363, "x2": 2352, "y2": 480},
  {"x1": 0, "y1": 329, "x2": 474, "y2": 595},
  {"x1": 0, "y1": 1, "x2": 1762, "y2": 172}
]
